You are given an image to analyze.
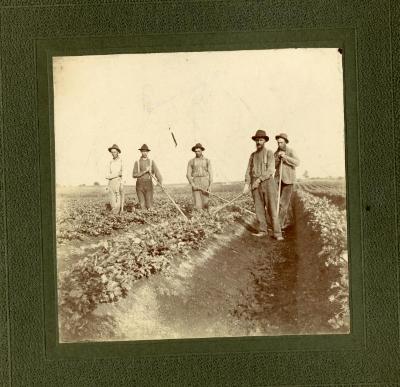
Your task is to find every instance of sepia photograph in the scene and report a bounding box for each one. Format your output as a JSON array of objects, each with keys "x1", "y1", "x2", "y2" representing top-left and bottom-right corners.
[{"x1": 54, "y1": 48, "x2": 349, "y2": 342}]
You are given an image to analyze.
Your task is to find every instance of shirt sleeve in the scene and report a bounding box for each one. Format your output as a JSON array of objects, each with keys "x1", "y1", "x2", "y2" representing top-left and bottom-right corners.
[
  {"x1": 186, "y1": 160, "x2": 193, "y2": 184},
  {"x1": 105, "y1": 161, "x2": 111, "y2": 179},
  {"x1": 259, "y1": 150, "x2": 275, "y2": 181},
  {"x1": 132, "y1": 161, "x2": 140, "y2": 178},
  {"x1": 244, "y1": 154, "x2": 252, "y2": 184},
  {"x1": 207, "y1": 159, "x2": 213, "y2": 185},
  {"x1": 284, "y1": 149, "x2": 300, "y2": 167},
  {"x1": 152, "y1": 161, "x2": 162, "y2": 184}
]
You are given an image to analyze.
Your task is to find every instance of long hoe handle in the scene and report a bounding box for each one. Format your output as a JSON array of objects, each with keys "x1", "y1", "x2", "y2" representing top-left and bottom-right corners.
[
  {"x1": 150, "y1": 174, "x2": 188, "y2": 221},
  {"x1": 208, "y1": 191, "x2": 256, "y2": 216},
  {"x1": 276, "y1": 159, "x2": 283, "y2": 214},
  {"x1": 211, "y1": 192, "x2": 246, "y2": 215}
]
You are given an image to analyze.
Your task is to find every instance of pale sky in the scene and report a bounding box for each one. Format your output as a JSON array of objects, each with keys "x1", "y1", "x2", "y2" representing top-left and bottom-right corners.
[{"x1": 53, "y1": 48, "x2": 346, "y2": 185}]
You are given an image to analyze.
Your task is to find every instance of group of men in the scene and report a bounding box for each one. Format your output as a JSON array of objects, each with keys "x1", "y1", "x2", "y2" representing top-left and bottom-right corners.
[{"x1": 105, "y1": 129, "x2": 299, "y2": 241}]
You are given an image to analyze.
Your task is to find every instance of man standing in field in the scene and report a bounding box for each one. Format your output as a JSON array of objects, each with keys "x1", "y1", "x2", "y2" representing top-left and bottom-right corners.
[
  {"x1": 132, "y1": 144, "x2": 162, "y2": 210},
  {"x1": 274, "y1": 133, "x2": 300, "y2": 229},
  {"x1": 106, "y1": 144, "x2": 124, "y2": 214},
  {"x1": 243, "y1": 130, "x2": 283, "y2": 240},
  {"x1": 186, "y1": 143, "x2": 213, "y2": 210}
]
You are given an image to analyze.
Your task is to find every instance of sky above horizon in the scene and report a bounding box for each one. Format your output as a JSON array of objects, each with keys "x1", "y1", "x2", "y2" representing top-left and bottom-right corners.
[{"x1": 53, "y1": 48, "x2": 346, "y2": 186}]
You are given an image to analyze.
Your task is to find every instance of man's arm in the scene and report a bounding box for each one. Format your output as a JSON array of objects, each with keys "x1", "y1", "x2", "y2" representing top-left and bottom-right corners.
[
  {"x1": 152, "y1": 161, "x2": 163, "y2": 185},
  {"x1": 274, "y1": 151, "x2": 281, "y2": 170},
  {"x1": 243, "y1": 154, "x2": 252, "y2": 193},
  {"x1": 105, "y1": 161, "x2": 111, "y2": 179},
  {"x1": 207, "y1": 159, "x2": 213, "y2": 186},
  {"x1": 244, "y1": 154, "x2": 252, "y2": 184},
  {"x1": 132, "y1": 161, "x2": 141, "y2": 178},
  {"x1": 283, "y1": 148, "x2": 300, "y2": 167},
  {"x1": 186, "y1": 160, "x2": 194, "y2": 185}
]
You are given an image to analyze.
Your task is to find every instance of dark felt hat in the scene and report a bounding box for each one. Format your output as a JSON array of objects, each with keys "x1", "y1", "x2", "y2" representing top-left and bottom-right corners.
[
  {"x1": 251, "y1": 130, "x2": 269, "y2": 142},
  {"x1": 138, "y1": 144, "x2": 151, "y2": 151},
  {"x1": 108, "y1": 144, "x2": 121, "y2": 153},
  {"x1": 275, "y1": 133, "x2": 289, "y2": 143},
  {"x1": 191, "y1": 143, "x2": 205, "y2": 152}
]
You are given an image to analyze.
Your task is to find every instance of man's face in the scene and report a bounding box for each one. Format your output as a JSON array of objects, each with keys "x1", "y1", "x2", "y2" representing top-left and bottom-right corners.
[
  {"x1": 111, "y1": 149, "x2": 119, "y2": 159},
  {"x1": 195, "y1": 149, "x2": 203, "y2": 157},
  {"x1": 141, "y1": 150, "x2": 148, "y2": 158},
  {"x1": 255, "y1": 138, "x2": 266, "y2": 150},
  {"x1": 277, "y1": 138, "x2": 286, "y2": 150}
]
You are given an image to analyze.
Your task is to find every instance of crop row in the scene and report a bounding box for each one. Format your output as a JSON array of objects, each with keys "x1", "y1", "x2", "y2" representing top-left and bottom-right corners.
[
  {"x1": 58, "y1": 198, "x2": 251, "y2": 341},
  {"x1": 296, "y1": 189, "x2": 349, "y2": 330},
  {"x1": 56, "y1": 192, "x2": 253, "y2": 244}
]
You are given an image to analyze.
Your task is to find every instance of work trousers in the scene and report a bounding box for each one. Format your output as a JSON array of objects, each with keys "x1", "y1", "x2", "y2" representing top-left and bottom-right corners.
[
  {"x1": 192, "y1": 176, "x2": 210, "y2": 209},
  {"x1": 278, "y1": 182, "x2": 294, "y2": 227},
  {"x1": 108, "y1": 177, "x2": 124, "y2": 214},
  {"x1": 252, "y1": 178, "x2": 282, "y2": 238},
  {"x1": 136, "y1": 180, "x2": 154, "y2": 210}
]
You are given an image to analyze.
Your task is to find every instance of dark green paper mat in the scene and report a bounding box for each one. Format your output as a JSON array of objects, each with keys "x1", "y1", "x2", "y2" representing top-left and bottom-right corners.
[{"x1": 1, "y1": 1, "x2": 399, "y2": 385}]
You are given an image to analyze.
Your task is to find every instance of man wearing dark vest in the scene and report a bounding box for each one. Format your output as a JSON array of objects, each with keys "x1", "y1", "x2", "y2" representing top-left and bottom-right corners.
[
  {"x1": 132, "y1": 144, "x2": 162, "y2": 210},
  {"x1": 186, "y1": 143, "x2": 213, "y2": 210},
  {"x1": 243, "y1": 130, "x2": 283, "y2": 240},
  {"x1": 274, "y1": 133, "x2": 300, "y2": 229}
]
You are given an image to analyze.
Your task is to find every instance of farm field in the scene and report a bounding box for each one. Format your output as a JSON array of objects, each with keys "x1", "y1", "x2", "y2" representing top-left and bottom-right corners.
[
  {"x1": 56, "y1": 179, "x2": 349, "y2": 342},
  {"x1": 297, "y1": 178, "x2": 346, "y2": 209}
]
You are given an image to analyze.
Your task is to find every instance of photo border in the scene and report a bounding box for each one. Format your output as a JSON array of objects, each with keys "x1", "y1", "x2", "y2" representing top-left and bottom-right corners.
[{"x1": 36, "y1": 29, "x2": 364, "y2": 360}]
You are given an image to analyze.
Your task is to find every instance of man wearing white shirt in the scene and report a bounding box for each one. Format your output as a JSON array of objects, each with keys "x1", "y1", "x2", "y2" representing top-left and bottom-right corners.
[{"x1": 106, "y1": 144, "x2": 124, "y2": 214}]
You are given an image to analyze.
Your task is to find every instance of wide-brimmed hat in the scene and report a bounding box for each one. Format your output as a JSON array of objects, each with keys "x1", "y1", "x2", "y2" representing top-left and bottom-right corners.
[
  {"x1": 138, "y1": 144, "x2": 151, "y2": 151},
  {"x1": 191, "y1": 143, "x2": 205, "y2": 152},
  {"x1": 275, "y1": 133, "x2": 289, "y2": 143},
  {"x1": 251, "y1": 130, "x2": 269, "y2": 142},
  {"x1": 108, "y1": 144, "x2": 121, "y2": 153}
]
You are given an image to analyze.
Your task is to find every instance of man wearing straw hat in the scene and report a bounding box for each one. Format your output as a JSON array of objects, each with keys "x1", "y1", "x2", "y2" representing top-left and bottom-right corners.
[
  {"x1": 274, "y1": 133, "x2": 300, "y2": 229},
  {"x1": 105, "y1": 144, "x2": 124, "y2": 214},
  {"x1": 132, "y1": 144, "x2": 163, "y2": 210},
  {"x1": 186, "y1": 143, "x2": 213, "y2": 210},
  {"x1": 243, "y1": 130, "x2": 283, "y2": 240}
]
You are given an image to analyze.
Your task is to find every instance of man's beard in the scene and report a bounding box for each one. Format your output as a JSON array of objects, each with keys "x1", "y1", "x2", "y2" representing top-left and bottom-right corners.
[{"x1": 256, "y1": 143, "x2": 264, "y2": 150}]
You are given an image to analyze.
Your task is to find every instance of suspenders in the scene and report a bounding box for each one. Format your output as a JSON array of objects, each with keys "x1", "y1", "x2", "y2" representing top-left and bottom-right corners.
[
  {"x1": 137, "y1": 158, "x2": 156, "y2": 185},
  {"x1": 137, "y1": 158, "x2": 152, "y2": 173}
]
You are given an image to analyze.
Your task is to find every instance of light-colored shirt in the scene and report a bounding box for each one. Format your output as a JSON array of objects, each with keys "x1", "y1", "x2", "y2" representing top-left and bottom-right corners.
[
  {"x1": 186, "y1": 156, "x2": 213, "y2": 184},
  {"x1": 245, "y1": 147, "x2": 275, "y2": 184},
  {"x1": 132, "y1": 158, "x2": 162, "y2": 184},
  {"x1": 106, "y1": 157, "x2": 123, "y2": 180}
]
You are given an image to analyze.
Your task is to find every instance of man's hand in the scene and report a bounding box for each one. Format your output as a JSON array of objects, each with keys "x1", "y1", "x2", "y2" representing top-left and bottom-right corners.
[
  {"x1": 243, "y1": 183, "x2": 250, "y2": 194},
  {"x1": 251, "y1": 178, "x2": 261, "y2": 190},
  {"x1": 278, "y1": 151, "x2": 286, "y2": 159},
  {"x1": 207, "y1": 185, "x2": 212, "y2": 193}
]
